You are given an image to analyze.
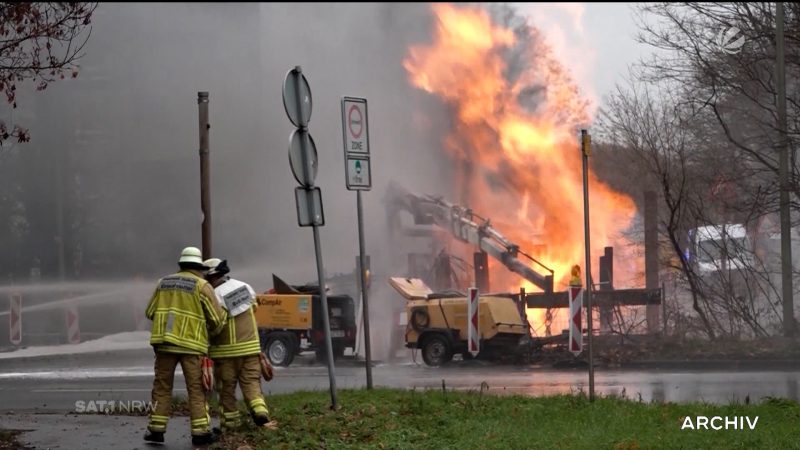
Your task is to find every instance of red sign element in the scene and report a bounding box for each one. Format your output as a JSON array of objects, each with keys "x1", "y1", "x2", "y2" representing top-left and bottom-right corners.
[
  {"x1": 9, "y1": 294, "x2": 21, "y2": 345},
  {"x1": 568, "y1": 286, "x2": 582, "y2": 355},
  {"x1": 468, "y1": 287, "x2": 480, "y2": 356},
  {"x1": 348, "y1": 104, "x2": 363, "y2": 139}
]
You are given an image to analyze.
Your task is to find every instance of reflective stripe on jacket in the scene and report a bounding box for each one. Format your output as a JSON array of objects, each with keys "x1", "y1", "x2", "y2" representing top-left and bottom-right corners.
[
  {"x1": 146, "y1": 270, "x2": 227, "y2": 354},
  {"x1": 210, "y1": 278, "x2": 261, "y2": 358}
]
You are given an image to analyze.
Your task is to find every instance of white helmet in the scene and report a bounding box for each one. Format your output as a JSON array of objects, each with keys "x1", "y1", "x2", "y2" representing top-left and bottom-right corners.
[
  {"x1": 203, "y1": 258, "x2": 230, "y2": 277},
  {"x1": 178, "y1": 247, "x2": 204, "y2": 265}
]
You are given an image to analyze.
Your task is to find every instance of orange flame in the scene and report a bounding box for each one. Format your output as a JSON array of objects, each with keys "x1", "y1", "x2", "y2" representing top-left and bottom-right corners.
[{"x1": 404, "y1": 4, "x2": 641, "y2": 305}]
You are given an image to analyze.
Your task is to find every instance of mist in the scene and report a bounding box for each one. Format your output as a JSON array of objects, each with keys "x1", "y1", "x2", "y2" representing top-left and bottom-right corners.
[
  {"x1": 0, "y1": 3, "x2": 467, "y2": 357},
  {"x1": 0, "y1": 3, "x2": 464, "y2": 283}
]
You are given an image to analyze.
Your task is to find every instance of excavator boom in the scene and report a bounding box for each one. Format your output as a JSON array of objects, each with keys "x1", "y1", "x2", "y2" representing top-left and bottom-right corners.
[{"x1": 387, "y1": 183, "x2": 554, "y2": 292}]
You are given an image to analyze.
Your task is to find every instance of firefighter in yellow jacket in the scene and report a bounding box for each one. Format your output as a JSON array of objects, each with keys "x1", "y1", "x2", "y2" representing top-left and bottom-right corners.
[
  {"x1": 144, "y1": 247, "x2": 227, "y2": 446},
  {"x1": 204, "y1": 258, "x2": 272, "y2": 430}
]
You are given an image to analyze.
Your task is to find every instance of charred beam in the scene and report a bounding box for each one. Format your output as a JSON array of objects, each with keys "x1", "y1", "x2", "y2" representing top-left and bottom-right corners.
[{"x1": 523, "y1": 288, "x2": 661, "y2": 309}]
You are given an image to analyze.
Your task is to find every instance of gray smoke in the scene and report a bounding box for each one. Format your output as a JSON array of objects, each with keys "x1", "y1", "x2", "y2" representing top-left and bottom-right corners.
[{"x1": 2, "y1": 3, "x2": 461, "y2": 359}]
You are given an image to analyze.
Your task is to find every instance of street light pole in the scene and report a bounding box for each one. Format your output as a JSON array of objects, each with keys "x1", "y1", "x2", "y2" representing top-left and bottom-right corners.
[{"x1": 581, "y1": 129, "x2": 595, "y2": 402}]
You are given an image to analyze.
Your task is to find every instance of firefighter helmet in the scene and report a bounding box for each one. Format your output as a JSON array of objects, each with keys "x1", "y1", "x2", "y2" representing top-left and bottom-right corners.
[{"x1": 178, "y1": 247, "x2": 204, "y2": 265}]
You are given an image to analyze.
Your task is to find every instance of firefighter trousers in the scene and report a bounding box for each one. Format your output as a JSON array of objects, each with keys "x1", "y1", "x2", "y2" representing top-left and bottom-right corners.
[
  {"x1": 147, "y1": 351, "x2": 211, "y2": 436},
  {"x1": 214, "y1": 354, "x2": 269, "y2": 429}
]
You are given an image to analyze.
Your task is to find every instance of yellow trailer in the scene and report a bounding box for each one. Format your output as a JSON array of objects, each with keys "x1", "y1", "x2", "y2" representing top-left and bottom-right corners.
[{"x1": 390, "y1": 277, "x2": 531, "y2": 366}]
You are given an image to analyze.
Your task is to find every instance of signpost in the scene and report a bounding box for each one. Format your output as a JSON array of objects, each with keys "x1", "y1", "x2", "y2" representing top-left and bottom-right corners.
[
  {"x1": 283, "y1": 66, "x2": 337, "y2": 409},
  {"x1": 467, "y1": 287, "x2": 480, "y2": 357},
  {"x1": 9, "y1": 293, "x2": 21, "y2": 345},
  {"x1": 581, "y1": 129, "x2": 595, "y2": 401},
  {"x1": 341, "y1": 96, "x2": 373, "y2": 389}
]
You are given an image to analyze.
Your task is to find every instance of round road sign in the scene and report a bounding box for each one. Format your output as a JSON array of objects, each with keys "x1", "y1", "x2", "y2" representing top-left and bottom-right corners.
[
  {"x1": 282, "y1": 67, "x2": 312, "y2": 127},
  {"x1": 288, "y1": 129, "x2": 318, "y2": 187},
  {"x1": 348, "y1": 103, "x2": 363, "y2": 139}
]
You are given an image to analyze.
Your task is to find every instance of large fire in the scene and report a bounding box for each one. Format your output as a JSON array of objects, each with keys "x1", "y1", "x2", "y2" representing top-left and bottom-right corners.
[{"x1": 404, "y1": 4, "x2": 641, "y2": 327}]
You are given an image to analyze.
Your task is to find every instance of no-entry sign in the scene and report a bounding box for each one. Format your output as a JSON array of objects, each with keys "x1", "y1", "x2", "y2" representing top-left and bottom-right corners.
[
  {"x1": 342, "y1": 96, "x2": 371, "y2": 191},
  {"x1": 342, "y1": 97, "x2": 369, "y2": 155}
]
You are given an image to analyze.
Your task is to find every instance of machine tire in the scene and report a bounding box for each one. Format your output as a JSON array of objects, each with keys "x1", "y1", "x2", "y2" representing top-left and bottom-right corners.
[
  {"x1": 315, "y1": 343, "x2": 345, "y2": 362},
  {"x1": 333, "y1": 344, "x2": 345, "y2": 359},
  {"x1": 421, "y1": 333, "x2": 452, "y2": 366},
  {"x1": 410, "y1": 308, "x2": 430, "y2": 332},
  {"x1": 265, "y1": 334, "x2": 295, "y2": 367}
]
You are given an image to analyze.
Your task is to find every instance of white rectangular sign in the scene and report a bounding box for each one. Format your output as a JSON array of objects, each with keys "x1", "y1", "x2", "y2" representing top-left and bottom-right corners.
[
  {"x1": 341, "y1": 97, "x2": 369, "y2": 155},
  {"x1": 346, "y1": 155, "x2": 371, "y2": 190}
]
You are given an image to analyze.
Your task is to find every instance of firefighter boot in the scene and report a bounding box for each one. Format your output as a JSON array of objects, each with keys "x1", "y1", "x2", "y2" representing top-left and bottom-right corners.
[
  {"x1": 191, "y1": 432, "x2": 220, "y2": 446},
  {"x1": 143, "y1": 430, "x2": 165, "y2": 443}
]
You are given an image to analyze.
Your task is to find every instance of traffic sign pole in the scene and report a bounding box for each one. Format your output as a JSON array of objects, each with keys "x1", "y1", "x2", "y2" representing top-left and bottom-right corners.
[
  {"x1": 283, "y1": 66, "x2": 337, "y2": 409},
  {"x1": 341, "y1": 96, "x2": 373, "y2": 388},
  {"x1": 357, "y1": 190, "x2": 373, "y2": 389}
]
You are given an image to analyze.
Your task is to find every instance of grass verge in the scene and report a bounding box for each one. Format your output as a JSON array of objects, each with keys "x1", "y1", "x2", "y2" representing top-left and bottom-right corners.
[{"x1": 212, "y1": 388, "x2": 800, "y2": 450}]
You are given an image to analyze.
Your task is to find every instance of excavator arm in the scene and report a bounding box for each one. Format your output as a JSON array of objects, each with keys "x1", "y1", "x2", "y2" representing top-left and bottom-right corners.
[{"x1": 386, "y1": 183, "x2": 554, "y2": 292}]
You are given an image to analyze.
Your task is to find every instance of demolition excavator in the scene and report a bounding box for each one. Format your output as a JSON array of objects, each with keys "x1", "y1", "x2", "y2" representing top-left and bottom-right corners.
[
  {"x1": 385, "y1": 183, "x2": 561, "y2": 365},
  {"x1": 385, "y1": 182, "x2": 555, "y2": 293}
]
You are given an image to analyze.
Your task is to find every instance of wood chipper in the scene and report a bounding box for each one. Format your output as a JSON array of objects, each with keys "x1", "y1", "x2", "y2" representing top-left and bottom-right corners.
[
  {"x1": 254, "y1": 275, "x2": 357, "y2": 367},
  {"x1": 389, "y1": 277, "x2": 533, "y2": 366}
]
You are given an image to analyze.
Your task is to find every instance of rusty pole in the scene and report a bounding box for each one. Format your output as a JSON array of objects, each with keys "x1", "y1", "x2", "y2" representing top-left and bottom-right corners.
[
  {"x1": 581, "y1": 129, "x2": 595, "y2": 402},
  {"x1": 198, "y1": 92, "x2": 211, "y2": 260}
]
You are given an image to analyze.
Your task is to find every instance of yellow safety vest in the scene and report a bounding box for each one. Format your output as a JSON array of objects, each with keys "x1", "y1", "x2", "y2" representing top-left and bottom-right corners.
[{"x1": 146, "y1": 270, "x2": 226, "y2": 355}]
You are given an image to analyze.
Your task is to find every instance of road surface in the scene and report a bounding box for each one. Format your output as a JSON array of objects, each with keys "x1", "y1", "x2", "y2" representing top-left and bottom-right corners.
[{"x1": 1, "y1": 347, "x2": 799, "y2": 411}]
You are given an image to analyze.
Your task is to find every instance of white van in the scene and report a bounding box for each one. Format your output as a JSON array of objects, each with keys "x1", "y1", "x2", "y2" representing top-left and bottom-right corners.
[{"x1": 688, "y1": 224, "x2": 753, "y2": 274}]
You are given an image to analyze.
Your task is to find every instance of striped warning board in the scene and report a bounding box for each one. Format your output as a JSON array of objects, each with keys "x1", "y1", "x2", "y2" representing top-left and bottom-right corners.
[
  {"x1": 66, "y1": 304, "x2": 80, "y2": 344},
  {"x1": 467, "y1": 287, "x2": 480, "y2": 357},
  {"x1": 568, "y1": 285, "x2": 583, "y2": 356},
  {"x1": 9, "y1": 293, "x2": 21, "y2": 345}
]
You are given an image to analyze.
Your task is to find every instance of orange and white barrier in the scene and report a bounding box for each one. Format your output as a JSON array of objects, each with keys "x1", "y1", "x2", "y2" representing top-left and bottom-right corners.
[
  {"x1": 9, "y1": 293, "x2": 21, "y2": 345},
  {"x1": 467, "y1": 287, "x2": 480, "y2": 357}
]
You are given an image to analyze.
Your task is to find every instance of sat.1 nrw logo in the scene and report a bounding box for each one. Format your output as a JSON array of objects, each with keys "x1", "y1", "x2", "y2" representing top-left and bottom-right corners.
[{"x1": 716, "y1": 26, "x2": 745, "y2": 54}]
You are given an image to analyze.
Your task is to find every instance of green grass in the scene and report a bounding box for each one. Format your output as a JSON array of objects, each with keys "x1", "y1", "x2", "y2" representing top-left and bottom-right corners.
[{"x1": 212, "y1": 388, "x2": 800, "y2": 450}]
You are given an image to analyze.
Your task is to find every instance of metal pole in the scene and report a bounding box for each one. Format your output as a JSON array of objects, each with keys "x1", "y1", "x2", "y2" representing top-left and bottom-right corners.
[
  {"x1": 776, "y1": 2, "x2": 795, "y2": 337},
  {"x1": 581, "y1": 129, "x2": 595, "y2": 401},
  {"x1": 198, "y1": 92, "x2": 211, "y2": 260},
  {"x1": 357, "y1": 191, "x2": 373, "y2": 389},
  {"x1": 313, "y1": 224, "x2": 338, "y2": 408}
]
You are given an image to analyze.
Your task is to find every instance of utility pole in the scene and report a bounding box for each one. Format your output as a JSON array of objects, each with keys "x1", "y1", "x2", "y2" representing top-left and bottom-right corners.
[
  {"x1": 198, "y1": 92, "x2": 211, "y2": 260},
  {"x1": 776, "y1": 2, "x2": 795, "y2": 337}
]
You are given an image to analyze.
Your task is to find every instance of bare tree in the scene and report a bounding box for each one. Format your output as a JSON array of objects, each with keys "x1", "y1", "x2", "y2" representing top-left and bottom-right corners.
[
  {"x1": 0, "y1": 2, "x2": 97, "y2": 146},
  {"x1": 635, "y1": 2, "x2": 799, "y2": 218},
  {"x1": 599, "y1": 82, "x2": 718, "y2": 338}
]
